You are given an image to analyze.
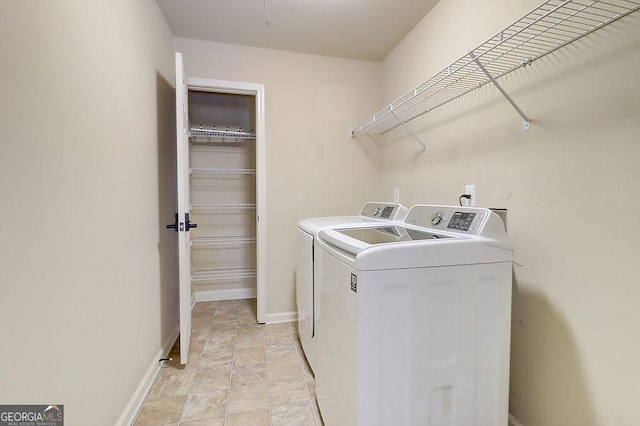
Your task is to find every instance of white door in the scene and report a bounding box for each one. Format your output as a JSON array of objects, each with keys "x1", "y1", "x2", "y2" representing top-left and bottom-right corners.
[{"x1": 175, "y1": 52, "x2": 192, "y2": 365}]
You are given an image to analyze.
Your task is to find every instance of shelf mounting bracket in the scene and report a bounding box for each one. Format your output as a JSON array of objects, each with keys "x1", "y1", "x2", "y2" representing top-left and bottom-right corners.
[
  {"x1": 469, "y1": 52, "x2": 530, "y2": 130},
  {"x1": 390, "y1": 109, "x2": 428, "y2": 154}
]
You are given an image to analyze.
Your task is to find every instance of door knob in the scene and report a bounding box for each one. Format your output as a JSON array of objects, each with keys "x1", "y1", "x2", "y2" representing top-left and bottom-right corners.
[
  {"x1": 185, "y1": 213, "x2": 197, "y2": 231},
  {"x1": 166, "y1": 213, "x2": 179, "y2": 232}
]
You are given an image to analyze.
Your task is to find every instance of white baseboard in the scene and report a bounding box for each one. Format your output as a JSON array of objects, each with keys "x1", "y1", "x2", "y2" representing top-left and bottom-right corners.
[
  {"x1": 509, "y1": 413, "x2": 524, "y2": 426},
  {"x1": 116, "y1": 322, "x2": 180, "y2": 426},
  {"x1": 194, "y1": 287, "x2": 256, "y2": 302},
  {"x1": 264, "y1": 311, "x2": 298, "y2": 324}
]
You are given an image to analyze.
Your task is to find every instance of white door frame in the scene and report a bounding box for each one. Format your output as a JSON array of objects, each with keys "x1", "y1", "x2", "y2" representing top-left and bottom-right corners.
[
  {"x1": 187, "y1": 77, "x2": 267, "y2": 324},
  {"x1": 175, "y1": 53, "x2": 192, "y2": 364}
]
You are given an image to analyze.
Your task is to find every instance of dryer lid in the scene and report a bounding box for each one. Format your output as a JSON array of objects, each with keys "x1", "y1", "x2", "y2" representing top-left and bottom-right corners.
[{"x1": 335, "y1": 225, "x2": 451, "y2": 245}]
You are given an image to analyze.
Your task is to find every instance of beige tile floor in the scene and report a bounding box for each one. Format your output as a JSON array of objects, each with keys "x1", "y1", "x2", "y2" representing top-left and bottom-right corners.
[{"x1": 133, "y1": 298, "x2": 323, "y2": 426}]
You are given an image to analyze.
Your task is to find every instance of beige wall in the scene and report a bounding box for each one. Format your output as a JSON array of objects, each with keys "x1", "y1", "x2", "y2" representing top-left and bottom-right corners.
[
  {"x1": 0, "y1": 1, "x2": 177, "y2": 424},
  {"x1": 4, "y1": 1, "x2": 637, "y2": 423},
  {"x1": 375, "y1": 0, "x2": 640, "y2": 424},
  {"x1": 175, "y1": 38, "x2": 382, "y2": 317}
]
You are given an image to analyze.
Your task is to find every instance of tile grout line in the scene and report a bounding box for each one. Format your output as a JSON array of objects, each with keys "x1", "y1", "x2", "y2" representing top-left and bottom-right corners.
[
  {"x1": 267, "y1": 321, "x2": 298, "y2": 426},
  {"x1": 290, "y1": 322, "x2": 321, "y2": 426},
  {"x1": 228, "y1": 300, "x2": 270, "y2": 425},
  {"x1": 131, "y1": 368, "x2": 162, "y2": 425},
  {"x1": 222, "y1": 303, "x2": 240, "y2": 425},
  {"x1": 178, "y1": 303, "x2": 215, "y2": 425},
  {"x1": 265, "y1": 322, "x2": 274, "y2": 426}
]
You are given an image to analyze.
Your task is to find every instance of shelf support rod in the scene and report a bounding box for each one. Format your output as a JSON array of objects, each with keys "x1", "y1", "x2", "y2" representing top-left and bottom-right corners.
[
  {"x1": 390, "y1": 109, "x2": 428, "y2": 154},
  {"x1": 469, "y1": 52, "x2": 530, "y2": 130}
]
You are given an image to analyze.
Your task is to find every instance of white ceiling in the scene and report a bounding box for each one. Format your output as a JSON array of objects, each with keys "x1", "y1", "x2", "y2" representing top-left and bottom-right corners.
[{"x1": 156, "y1": 0, "x2": 440, "y2": 62}]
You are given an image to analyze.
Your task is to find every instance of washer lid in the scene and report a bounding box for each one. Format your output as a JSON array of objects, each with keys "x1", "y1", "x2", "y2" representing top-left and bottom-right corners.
[
  {"x1": 319, "y1": 228, "x2": 510, "y2": 270},
  {"x1": 319, "y1": 224, "x2": 465, "y2": 260},
  {"x1": 318, "y1": 204, "x2": 512, "y2": 270}
]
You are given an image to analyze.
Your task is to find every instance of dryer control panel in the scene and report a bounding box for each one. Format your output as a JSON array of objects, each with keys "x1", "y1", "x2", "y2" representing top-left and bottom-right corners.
[
  {"x1": 359, "y1": 202, "x2": 408, "y2": 221},
  {"x1": 405, "y1": 205, "x2": 491, "y2": 235}
]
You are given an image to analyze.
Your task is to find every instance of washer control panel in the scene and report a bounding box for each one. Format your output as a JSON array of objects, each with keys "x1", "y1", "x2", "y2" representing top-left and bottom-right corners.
[
  {"x1": 447, "y1": 211, "x2": 476, "y2": 231},
  {"x1": 405, "y1": 205, "x2": 488, "y2": 235}
]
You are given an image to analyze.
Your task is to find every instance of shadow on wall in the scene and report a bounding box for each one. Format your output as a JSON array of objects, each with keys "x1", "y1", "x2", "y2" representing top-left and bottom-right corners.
[
  {"x1": 509, "y1": 270, "x2": 596, "y2": 426},
  {"x1": 156, "y1": 72, "x2": 179, "y2": 341},
  {"x1": 350, "y1": 133, "x2": 385, "y2": 167}
]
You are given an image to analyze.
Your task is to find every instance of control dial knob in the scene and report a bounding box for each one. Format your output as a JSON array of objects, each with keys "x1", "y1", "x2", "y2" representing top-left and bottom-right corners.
[
  {"x1": 373, "y1": 207, "x2": 381, "y2": 216},
  {"x1": 431, "y1": 211, "x2": 444, "y2": 225}
]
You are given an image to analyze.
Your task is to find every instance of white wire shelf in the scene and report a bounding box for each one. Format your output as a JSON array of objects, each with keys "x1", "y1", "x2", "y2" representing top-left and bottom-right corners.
[
  {"x1": 190, "y1": 203, "x2": 256, "y2": 211},
  {"x1": 192, "y1": 268, "x2": 257, "y2": 282},
  {"x1": 190, "y1": 168, "x2": 256, "y2": 175},
  {"x1": 189, "y1": 128, "x2": 256, "y2": 143},
  {"x1": 191, "y1": 236, "x2": 256, "y2": 246},
  {"x1": 351, "y1": 0, "x2": 640, "y2": 136}
]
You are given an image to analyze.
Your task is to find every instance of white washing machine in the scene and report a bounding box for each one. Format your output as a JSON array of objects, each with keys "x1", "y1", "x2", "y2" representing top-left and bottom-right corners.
[
  {"x1": 296, "y1": 202, "x2": 407, "y2": 374},
  {"x1": 315, "y1": 205, "x2": 512, "y2": 426}
]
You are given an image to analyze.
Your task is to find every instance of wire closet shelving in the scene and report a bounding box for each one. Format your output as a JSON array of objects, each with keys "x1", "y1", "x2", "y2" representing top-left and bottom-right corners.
[
  {"x1": 190, "y1": 203, "x2": 256, "y2": 211},
  {"x1": 189, "y1": 128, "x2": 256, "y2": 144},
  {"x1": 192, "y1": 268, "x2": 257, "y2": 282},
  {"x1": 190, "y1": 168, "x2": 256, "y2": 175},
  {"x1": 350, "y1": 0, "x2": 640, "y2": 151},
  {"x1": 190, "y1": 236, "x2": 256, "y2": 246}
]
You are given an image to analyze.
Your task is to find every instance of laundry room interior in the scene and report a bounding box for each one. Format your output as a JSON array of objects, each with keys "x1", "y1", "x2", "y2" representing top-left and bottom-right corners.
[{"x1": 1, "y1": 0, "x2": 639, "y2": 425}]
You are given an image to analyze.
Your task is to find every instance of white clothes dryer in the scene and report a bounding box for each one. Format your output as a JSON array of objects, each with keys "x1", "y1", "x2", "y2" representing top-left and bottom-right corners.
[
  {"x1": 315, "y1": 205, "x2": 512, "y2": 426},
  {"x1": 296, "y1": 202, "x2": 407, "y2": 373}
]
